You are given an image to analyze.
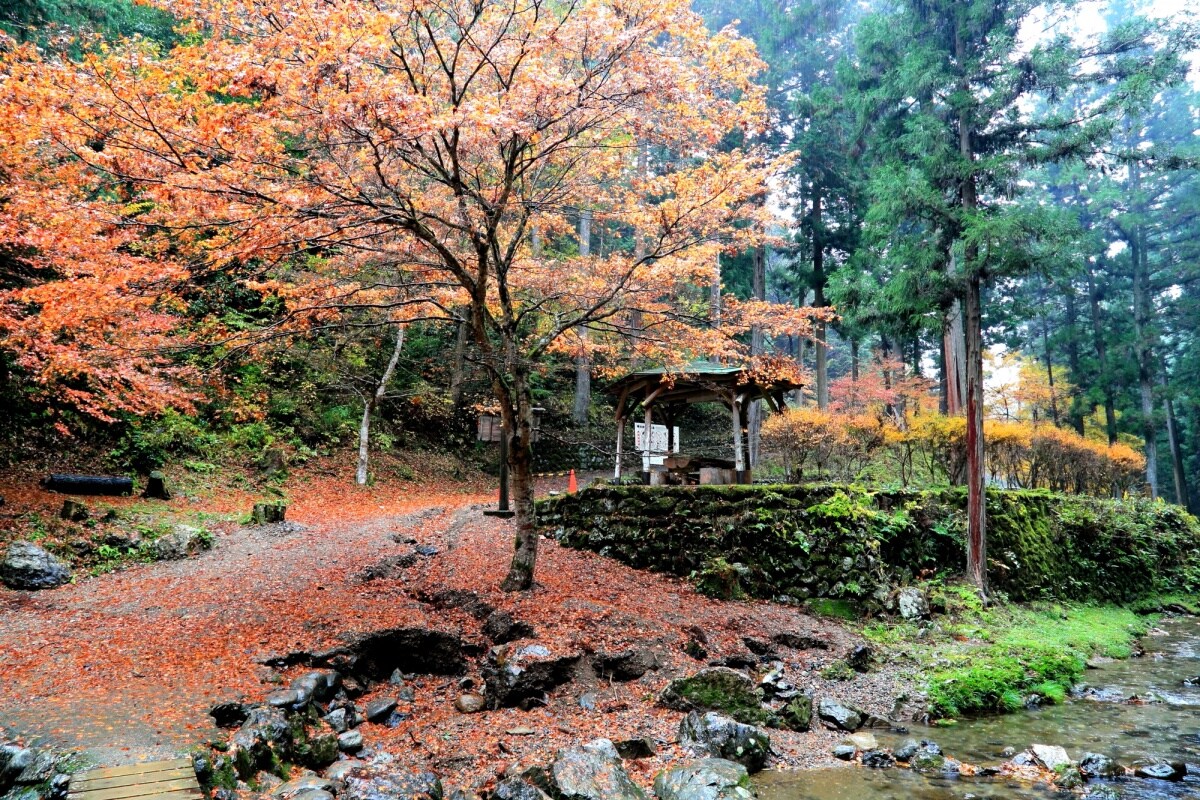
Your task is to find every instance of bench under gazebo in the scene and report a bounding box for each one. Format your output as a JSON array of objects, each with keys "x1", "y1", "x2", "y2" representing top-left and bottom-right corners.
[{"x1": 608, "y1": 361, "x2": 802, "y2": 485}]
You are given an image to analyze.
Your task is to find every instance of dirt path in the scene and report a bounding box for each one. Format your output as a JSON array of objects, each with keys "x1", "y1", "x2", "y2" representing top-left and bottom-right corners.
[{"x1": 0, "y1": 498, "x2": 469, "y2": 766}]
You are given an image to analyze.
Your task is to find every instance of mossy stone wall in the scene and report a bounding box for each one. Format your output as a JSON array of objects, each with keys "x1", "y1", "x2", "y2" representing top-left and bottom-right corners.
[{"x1": 537, "y1": 485, "x2": 1200, "y2": 604}]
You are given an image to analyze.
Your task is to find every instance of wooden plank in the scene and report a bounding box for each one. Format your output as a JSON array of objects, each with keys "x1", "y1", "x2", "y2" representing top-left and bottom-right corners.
[
  {"x1": 69, "y1": 777, "x2": 199, "y2": 800},
  {"x1": 73, "y1": 790, "x2": 202, "y2": 800},
  {"x1": 71, "y1": 760, "x2": 191, "y2": 782},
  {"x1": 72, "y1": 768, "x2": 194, "y2": 791}
]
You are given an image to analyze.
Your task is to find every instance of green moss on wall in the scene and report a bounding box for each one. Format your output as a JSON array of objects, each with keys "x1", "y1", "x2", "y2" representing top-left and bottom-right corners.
[{"x1": 538, "y1": 484, "x2": 1200, "y2": 605}]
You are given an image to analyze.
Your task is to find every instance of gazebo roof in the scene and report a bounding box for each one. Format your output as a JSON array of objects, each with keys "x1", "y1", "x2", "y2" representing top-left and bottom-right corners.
[{"x1": 607, "y1": 360, "x2": 802, "y2": 417}]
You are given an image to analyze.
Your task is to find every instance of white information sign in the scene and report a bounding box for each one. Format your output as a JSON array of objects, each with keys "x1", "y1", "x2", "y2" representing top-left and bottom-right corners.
[{"x1": 634, "y1": 423, "x2": 680, "y2": 467}]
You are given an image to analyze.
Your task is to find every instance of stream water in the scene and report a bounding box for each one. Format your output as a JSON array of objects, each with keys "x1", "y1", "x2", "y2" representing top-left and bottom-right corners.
[{"x1": 756, "y1": 617, "x2": 1200, "y2": 800}]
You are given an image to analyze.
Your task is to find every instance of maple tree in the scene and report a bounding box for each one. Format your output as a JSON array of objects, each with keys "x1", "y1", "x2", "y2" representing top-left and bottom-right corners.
[{"x1": 0, "y1": 0, "x2": 827, "y2": 589}]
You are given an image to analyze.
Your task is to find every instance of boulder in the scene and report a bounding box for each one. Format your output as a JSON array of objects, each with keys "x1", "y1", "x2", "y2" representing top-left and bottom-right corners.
[
  {"x1": 337, "y1": 731, "x2": 363, "y2": 753},
  {"x1": 152, "y1": 526, "x2": 209, "y2": 561},
  {"x1": 1030, "y1": 744, "x2": 1072, "y2": 771},
  {"x1": 592, "y1": 648, "x2": 661, "y2": 681},
  {"x1": 483, "y1": 611, "x2": 536, "y2": 644},
  {"x1": 271, "y1": 776, "x2": 335, "y2": 799},
  {"x1": 678, "y1": 712, "x2": 770, "y2": 773},
  {"x1": 896, "y1": 588, "x2": 929, "y2": 621},
  {"x1": 1079, "y1": 752, "x2": 1123, "y2": 780},
  {"x1": 1133, "y1": 761, "x2": 1186, "y2": 781},
  {"x1": 364, "y1": 698, "x2": 398, "y2": 723},
  {"x1": 1, "y1": 542, "x2": 72, "y2": 590},
  {"x1": 454, "y1": 694, "x2": 485, "y2": 714},
  {"x1": 210, "y1": 702, "x2": 249, "y2": 729},
  {"x1": 343, "y1": 771, "x2": 442, "y2": 800},
  {"x1": 492, "y1": 778, "x2": 552, "y2": 800},
  {"x1": 846, "y1": 732, "x2": 876, "y2": 751},
  {"x1": 894, "y1": 739, "x2": 940, "y2": 762},
  {"x1": 831, "y1": 745, "x2": 856, "y2": 761},
  {"x1": 816, "y1": 698, "x2": 863, "y2": 732},
  {"x1": 483, "y1": 644, "x2": 581, "y2": 710},
  {"x1": 142, "y1": 471, "x2": 171, "y2": 500},
  {"x1": 614, "y1": 738, "x2": 656, "y2": 759},
  {"x1": 908, "y1": 751, "x2": 949, "y2": 774},
  {"x1": 653, "y1": 759, "x2": 755, "y2": 800},
  {"x1": 778, "y1": 695, "x2": 812, "y2": 732},
  {"x1": 322, "y1": 708, "x2": 350, "y2": 733},
  {"x1": 860, "y1": 749, "x2": 895, "y2": 769},
  {"x1": 549, "y1": 745, "x2": 647, "y2": 800},
  {"x1": 292, "y1": 670, "x2": 340, "y2": 703},
  {"x1": 230, "y1": 706, "x2": 292, "y2": 778},
  {"x1": 60, "y1": 500, "x2": 89, "y2": 522},
  {"x1": 660, "y1": 668, "x2": 764, "y2": 724},
  {"x1": 0, "y1": 745, "x2": 33, "y2": 785},
  {"x1": 324, "y1": 761, "x2": 363, "y2": 781},
  {"x1": 771, "y1": 632, "x2": 829, "y2": 651},
  {"x1": 846, "y1": 645, "x2": 874, "y2": 673}
]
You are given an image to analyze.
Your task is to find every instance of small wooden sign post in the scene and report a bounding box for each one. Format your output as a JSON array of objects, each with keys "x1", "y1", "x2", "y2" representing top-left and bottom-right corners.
[{"x1": 478, "y1": 408, "x2": 543, "y2": 518}]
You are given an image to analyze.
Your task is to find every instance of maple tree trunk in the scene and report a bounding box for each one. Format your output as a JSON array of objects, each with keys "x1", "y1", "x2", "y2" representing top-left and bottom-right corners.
[
  {"x1": 501, "y1": 366, "x2": 539, "y2": 592},
  {"x1": 450, "y1": 311, "x2": 470, "y2": 410},
  {"x1": 356, "y1": 325, "x2": 405, "y2": 486},
  {"x1": 943, "y1": 293, "x2": 967, "y2": 416}
]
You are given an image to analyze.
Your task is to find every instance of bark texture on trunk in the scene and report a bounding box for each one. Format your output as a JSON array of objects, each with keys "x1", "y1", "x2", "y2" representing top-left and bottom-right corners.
[
  {"x1": 356, "y1": 325, "x2": 406, "y2": 486},
  {"x1": 500, "y1": 366, "x2": 539, "y2": 592},
  {"x1": 747, "y1": 244, "x2": 766, "y2": 466},
  {"x1": 573, "y1": 210, "x2": 593, "y2": 425}
]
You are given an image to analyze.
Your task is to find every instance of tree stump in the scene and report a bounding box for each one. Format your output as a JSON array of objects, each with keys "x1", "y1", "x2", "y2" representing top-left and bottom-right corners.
[
  {"x1": 142, "y1": 471, "x2": 172, "y2": 500},
  {"x1": 60, "y1": 500, "x2": 89, "y2": 522},
  {"x1": 252, "y1": 502, "x2": 287, "y2": 525}
]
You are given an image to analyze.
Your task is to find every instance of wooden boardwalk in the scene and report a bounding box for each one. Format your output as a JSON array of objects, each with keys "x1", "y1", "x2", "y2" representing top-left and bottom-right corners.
[{"x1": 68, "y1": 758, "x2": 201, "y2": 800}]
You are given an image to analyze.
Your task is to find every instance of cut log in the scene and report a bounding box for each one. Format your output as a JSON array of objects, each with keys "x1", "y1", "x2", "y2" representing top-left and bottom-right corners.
[
  {"x1": 142, "y1": 471, "x2": 171, "y2": 500},
  {"x1": 252, "y1": 502, "x2": 287, "y2": 525},
  {"x1": 61, "y1": 499, "x2": 89, "y2": 521},
  {"x1": 43, "y1": 474, "x2": 134, "y2": 496}
]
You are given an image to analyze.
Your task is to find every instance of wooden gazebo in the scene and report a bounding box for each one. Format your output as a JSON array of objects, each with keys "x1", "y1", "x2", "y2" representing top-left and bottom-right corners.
[{"x1": 607, "y1": 361, "x2": 802, "y2": 484}]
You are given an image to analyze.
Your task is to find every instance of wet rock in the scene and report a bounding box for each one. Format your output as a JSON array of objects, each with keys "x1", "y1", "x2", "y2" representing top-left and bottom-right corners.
[
  {"x1": 322, "y1": 708, "x2": 350, "y2": 733},
  {"x1": 549, "y1": 745, "x2": 647, "y2": 800},
  {"x1": 1079, "y1": 752, "x2": 1123, "y2": 780},
  {"x1": 1008, "y1": 752, "x2": 1036, "y2": 767},
  {"x1": 343, "y1": 770, "x2": 442, "y2": 800},
  {"x1": 271, "y1": 776, "x2": 335, "y2": 799},
  {"x1": 660, "y1": 668, "x2": 763, "y2": 723},
  {"x1": 493, "y1": 777, "x2": 552, "y2": 800},
  {"x1": 894, "y1": 739, "x2": 940, "y2": 762},
  {"x1": 1031, "y1": 744, "x2": 1072, "y2": 771},
  {"x1": 483, "y1": 644, "x2": 582, "y2": 710},
  {"x1": 861, "y1": 749, "x2": 895, "y2": 769},
  {"x1": 1133, "y1": 761, "x2": 1186, "y2": 781},
  {"x1": 231, "y1": 706, "x2": 292, "y2": 777},
  {"x1": 708, "y1": 654, "x2": 758, "y2": 671},
  {"x1": 653, "y1": 758, "x2": 755, "y2": 800},
  {"x1": 909, "y1": 751, "x2": 949, "y2": 774},
  {"x1": 1083, "y1": 787, "x2": 1121, "y2": 800},
  {"x1": 1, "y1": 542, "x2": 72, "y2": 590},
  {"x1": 758, "y1": 667, "x2": 796, "y2": 700},
  {"x1": 678, "y1": 712, "x2": 770, "y2": 773},
  {"x1": 48, "y1": 773, "x2": 70, "y2": 800},
  {"x1": 831, "y1": 745, "x2": 856, "y2": 761},
  {"x1": 337, "y1": 731, "x2": 363, "y2": 753},
  {"x1": 0, "y1": 746, "x2": 33, "y2": 785},
  {"x1": 211, "y1": 702, "x2": 249, "y2": 729},
  {"x1": 292, "y1": 670, "x2": 341, "y2": 703},
  {"x1": 152, "y1": 526, "x2": 210, "y2": 560},
  {"x1": 778, "y1": 695, "x2": 812, "y2": 732},
  {"x1": 364, "y1": 698, "x2": 398, "y2": 723},
  {"x1": 483, "y1": 611, "x2": 537, "y2": 644},
  {"x1": 414, "y1": 545, "x2": 439, "y2": 557},
  {"x1": 846, "y1": 732, "x2": 877, "y2": 750},
  {"x1": 816, "y1": 698, "x2": 863, "y2": 732},
  {"x1": 592, "y1": 648, "x2": 662, "y2": 681},
  {"x1": 324, "y1": 761, "x2": 363, "y2": 781},
  {"x1": 771, "y1": 632, "x2": 828, "y2": 651},
  {"x1": 454, "y1": 694, "x2": 485, "y2": 714},
  {"x1": 614, "y1": 738, "x2": 656, "y2": 759},
  {"x1": 846, "y1": 645, "x2": 874, "y2": 673},
  {"x1": 896, "y1": 588, "x2": 929, "y2": 621},
  {"x1": 266, "y1": 689, "x2": 303, "y2": 708}
]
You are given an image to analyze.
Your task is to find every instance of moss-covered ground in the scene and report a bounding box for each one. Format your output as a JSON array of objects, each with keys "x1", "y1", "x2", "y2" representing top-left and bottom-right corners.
[{"x1": 862, "y1": 583, "x2": 1190, "y2": 719}]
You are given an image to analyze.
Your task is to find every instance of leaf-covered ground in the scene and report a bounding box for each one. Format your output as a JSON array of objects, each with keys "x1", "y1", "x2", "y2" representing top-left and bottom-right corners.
[{"x1": 0, "y1": 470, "x2": 908, "y2": 790}]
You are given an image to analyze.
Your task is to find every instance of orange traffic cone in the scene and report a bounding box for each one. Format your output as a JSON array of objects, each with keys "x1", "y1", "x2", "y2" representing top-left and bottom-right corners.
[{"x1": 567, "y1": 469, "x2": 578, "y2": 493}]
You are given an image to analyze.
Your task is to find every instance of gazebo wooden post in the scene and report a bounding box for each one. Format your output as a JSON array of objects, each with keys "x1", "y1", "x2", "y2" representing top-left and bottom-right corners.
[
  {"x1": 643, "y1": 403, "x2": 653, "y2": 484},
  {"x1": 731, "y1": 391, "x2": 745, "y2": 480}
]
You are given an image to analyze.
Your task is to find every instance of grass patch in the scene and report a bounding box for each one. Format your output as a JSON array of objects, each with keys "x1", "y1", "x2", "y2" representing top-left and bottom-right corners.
[
  {"x1": 806, "y1": 598, "x2": 859, "y2": 621},
  {"x1": 870, "y1": 585, "x2": 1173, "y2": 720}
]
